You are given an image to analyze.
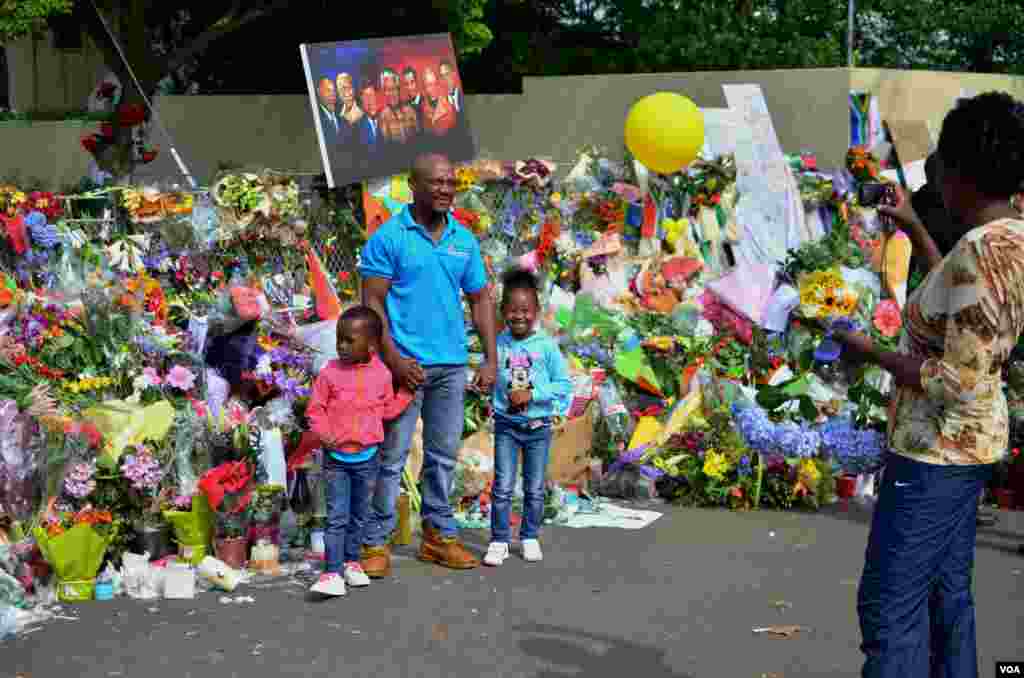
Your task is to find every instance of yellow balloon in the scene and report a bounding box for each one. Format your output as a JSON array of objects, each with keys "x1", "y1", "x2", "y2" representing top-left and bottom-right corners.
[{"x1": 624, "y1": 93, "x2": 705, "y2": 174}]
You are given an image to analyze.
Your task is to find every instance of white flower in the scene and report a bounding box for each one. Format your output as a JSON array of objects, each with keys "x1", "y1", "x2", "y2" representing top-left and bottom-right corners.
[{"x1": 255, "y1": 354, "x2": 272, "y2": 376}]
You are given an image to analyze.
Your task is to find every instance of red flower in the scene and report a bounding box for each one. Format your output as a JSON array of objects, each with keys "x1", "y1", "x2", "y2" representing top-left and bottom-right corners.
[
  {"x1": 198, "y1": 461, "x2": 254, "y2": 512},
  {"x1": 80, "y1": 135, "x2": 100, "y2": 154},
  {"x1": 1013, "y1": 448, "x2": 1020, "y2": 458},
  {"x1": 140, "y1": 150, "x2": 158, "y2": 164},
  {"x1": 452, "y1": 208, "x2": 479, "y2": 228},
  {"x1": 2, "y1": 214, "x2": 28, "y2": 255},
  {"x1": 117, "y1": 103, "x2": 147, "y2": 127},
  {"x1": 64, "y1": 420, "x2": 103, "y2": 449}
]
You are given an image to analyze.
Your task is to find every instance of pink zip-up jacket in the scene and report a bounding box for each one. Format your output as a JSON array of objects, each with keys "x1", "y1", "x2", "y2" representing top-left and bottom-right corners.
[{"x1": 306, "y1": 356, "x2": 413, "y2": 452}]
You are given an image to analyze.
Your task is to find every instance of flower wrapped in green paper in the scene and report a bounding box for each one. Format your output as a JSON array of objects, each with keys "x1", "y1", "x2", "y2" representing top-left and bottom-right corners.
[
  {"x1": 162, "y1": 493, "x2": 215, "y2": 564},
  {"x1": 33, "y1": 522, "x2": 112, "y2": 602}
]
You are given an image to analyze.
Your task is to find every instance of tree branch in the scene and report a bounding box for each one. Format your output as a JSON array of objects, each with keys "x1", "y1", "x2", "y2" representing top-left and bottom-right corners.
[{"x1": 164, "y1": 0, "x2": 289, "y2": 74}]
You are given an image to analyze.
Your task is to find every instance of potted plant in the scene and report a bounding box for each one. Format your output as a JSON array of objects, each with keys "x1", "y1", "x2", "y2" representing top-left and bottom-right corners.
[
  {"x1": 214, "y1": 512, "x2": 249, "y2": 569},
  {"x1": 134, "y1": 488, "x2": 175, "y2": 560},
  {"x1": 198, "y1": 460, "x2": 254, "y2": 570}
]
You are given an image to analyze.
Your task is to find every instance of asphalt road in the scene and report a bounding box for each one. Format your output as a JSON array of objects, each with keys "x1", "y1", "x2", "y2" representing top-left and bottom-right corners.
[{"x1": 4, "y1": 501, "x2": 1023, "y2": 678}]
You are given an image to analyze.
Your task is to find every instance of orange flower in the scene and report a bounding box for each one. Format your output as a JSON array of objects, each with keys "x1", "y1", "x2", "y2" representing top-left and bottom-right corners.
[{"x1": 0, "y1": 287, "x2": 12, "y2": 307}]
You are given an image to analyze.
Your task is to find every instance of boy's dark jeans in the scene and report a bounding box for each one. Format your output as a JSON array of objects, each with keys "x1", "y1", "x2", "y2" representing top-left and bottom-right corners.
[{"x1": 323, "y1": 454, "x2": 379, "y2": 573}]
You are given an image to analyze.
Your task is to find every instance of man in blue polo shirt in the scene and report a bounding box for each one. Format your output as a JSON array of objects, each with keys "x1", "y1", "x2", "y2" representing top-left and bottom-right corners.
[{"x1": 359, "y1": 152, "x2": 497, "y2": 574}]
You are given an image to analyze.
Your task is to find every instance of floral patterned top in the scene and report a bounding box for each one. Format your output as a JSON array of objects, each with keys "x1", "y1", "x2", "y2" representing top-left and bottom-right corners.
[{"x1": 889, "y1": 218, "x2": 1024, "y2": 465}]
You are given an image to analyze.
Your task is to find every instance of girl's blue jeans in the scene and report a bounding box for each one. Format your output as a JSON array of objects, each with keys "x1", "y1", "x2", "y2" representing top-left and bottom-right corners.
[{"x1": 490, "y1": 417, "x2": 552, "y2": 543}]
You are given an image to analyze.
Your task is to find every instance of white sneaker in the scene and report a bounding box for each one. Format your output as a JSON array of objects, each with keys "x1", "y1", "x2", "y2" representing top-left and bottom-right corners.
[
  {"x1": 521, "y1": 539, "x2": 543, "y2": 562},
  {"x1": 310, "y1": 572, "x2": 346, "y2": 596},
  {"x1": 483, "y1": 542, "x2": 510, "y2": 566},
  {"x1": 343, "y1": 563, "x2": 371, "y2": 587}
]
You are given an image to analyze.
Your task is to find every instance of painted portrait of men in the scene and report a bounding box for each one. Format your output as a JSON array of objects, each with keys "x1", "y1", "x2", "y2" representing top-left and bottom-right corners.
[
  {"x1": 357, "y1": 77, "x2": 383, "y2": 156},
  {"x1": 421, "y1": 66, "x2": 456, "y2": 136},
  {"x1": 316, "y1": 76, "x2": 341, "y2": 140},
  {"x1": 303, "y1": 34, "x2": 476, "y2": 187},
  {"x1": 335, "y1": 72, "x2": 363, "y2": 145}
]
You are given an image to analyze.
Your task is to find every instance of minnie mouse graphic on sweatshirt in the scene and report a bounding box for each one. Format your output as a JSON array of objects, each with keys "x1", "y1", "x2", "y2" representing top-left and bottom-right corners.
[{"x1": 492, "y1": 329, "x2": 573, "y2": 426}]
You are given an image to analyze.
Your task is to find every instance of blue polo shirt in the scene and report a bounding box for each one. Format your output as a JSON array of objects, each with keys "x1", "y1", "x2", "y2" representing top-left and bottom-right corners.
[{"x1": 359, "y1": 206, "x2": 488, "y2": 366}]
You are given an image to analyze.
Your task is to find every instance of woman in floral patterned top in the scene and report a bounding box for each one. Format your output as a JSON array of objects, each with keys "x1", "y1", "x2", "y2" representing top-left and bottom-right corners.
[{"x1": 834, "y1": 92, "x2": 1024, "y2": 678}]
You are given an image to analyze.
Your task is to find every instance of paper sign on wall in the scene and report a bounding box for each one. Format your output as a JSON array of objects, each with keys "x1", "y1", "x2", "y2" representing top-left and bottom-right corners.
[
  {"x1": 886, "y1": 119, "x2": 932, "y2": 164},
  {"x1": 700, "y1": 108, "x2": 740, "y2": 159},
  {"x1": 723, "y1": 84, "x2": 807, "y2": 269}
]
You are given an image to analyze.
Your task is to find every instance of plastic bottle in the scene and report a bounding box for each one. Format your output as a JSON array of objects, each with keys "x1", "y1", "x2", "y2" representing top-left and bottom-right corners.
[
  {"x1": 0, "y1": 603, "x2": 15, "y2": 640},
  {"x1": 596, "y1": 379, "x2": 632, "y2": 453}
]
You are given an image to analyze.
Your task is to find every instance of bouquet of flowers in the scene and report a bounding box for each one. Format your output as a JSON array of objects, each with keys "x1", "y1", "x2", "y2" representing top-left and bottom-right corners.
[
  {"x1": 162, "y1": 491, "x2": 215, "y2": 565},
  {"x1": 34, "y1": 507, "x2": 114, "y2": 601}
]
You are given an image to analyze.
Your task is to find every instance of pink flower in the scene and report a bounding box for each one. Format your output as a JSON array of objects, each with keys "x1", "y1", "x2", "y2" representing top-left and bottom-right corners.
[
  {"x1": 518, "y1": 250, "x2": 540, "y2": 273},
  {"x1": 142, "y1": 366, "x2": 162, "y2": 387},
  {"x1": 226, "y1": 401, "x2": 250, "y2": 427},
  {"x1": 872, "y1": 299, "x2": 902, "y2": 338},
  {"x1": 165, "y1": 365, "x2": 196, "y2": 391},
  {"x1": 190, "y1": 397, "x2": 208, "y2": 419}
]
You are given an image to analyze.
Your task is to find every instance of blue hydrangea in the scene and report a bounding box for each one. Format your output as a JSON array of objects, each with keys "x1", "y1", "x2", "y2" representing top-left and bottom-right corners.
[
  {"x1": 732, "y1": 403, "x2": 822, "y2": 458},
  {"x1": 816, "y1": 416, "x2": 885, "y2": 474},
  {"x1": 26, "y1": 211, "x2": 59, "y2": 249}
]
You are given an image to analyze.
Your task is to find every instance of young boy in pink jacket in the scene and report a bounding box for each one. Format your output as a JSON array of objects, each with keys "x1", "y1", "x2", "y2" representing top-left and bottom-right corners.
[{"x1": 306, "y1": 306, "x2": 412, "y2": 597}]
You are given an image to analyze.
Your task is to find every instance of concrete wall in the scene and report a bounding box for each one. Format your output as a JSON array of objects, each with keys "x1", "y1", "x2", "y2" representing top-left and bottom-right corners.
[
  {"x1": 850, "y1": 68, "x2": 1024, "y2": 146},
  {"x1": 5, "y1": 32, "x2": 107, "y2": 113},
  {"x1": 5, "y1": 64, "x2": 1024, "y2": 189}
]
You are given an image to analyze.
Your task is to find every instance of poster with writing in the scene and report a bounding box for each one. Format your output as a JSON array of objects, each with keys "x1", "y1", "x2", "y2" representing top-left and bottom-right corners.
[
  {"x1": 701, "y1": 108, "x2": 740, "y2": 159},
  {"x1": 723, "y1": 84, "x2": 808, "y2": 270},
  {"x1": 300, "y1": 33, "x2": 475, "y2": 188}
]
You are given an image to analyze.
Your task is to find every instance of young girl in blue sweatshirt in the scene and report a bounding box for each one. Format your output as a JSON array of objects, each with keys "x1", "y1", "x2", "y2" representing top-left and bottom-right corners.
[{"x1": 484, "y1": 268, "x2": 573, "y2": 566}]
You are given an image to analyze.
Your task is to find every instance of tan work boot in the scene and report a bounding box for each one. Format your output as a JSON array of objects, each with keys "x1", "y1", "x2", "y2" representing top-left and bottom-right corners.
[
  {"x1": 360, "y1": 544, "x2": 392, "y2": 578},
  {"x1": 417, "y1": 521, "x2": 479, "y2": 569}
]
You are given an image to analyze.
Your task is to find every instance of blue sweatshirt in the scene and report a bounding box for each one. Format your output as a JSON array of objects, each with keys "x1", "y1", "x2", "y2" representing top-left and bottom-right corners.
[{"x1": 493, "y1": 329, "x2": 573, "y2": 425}]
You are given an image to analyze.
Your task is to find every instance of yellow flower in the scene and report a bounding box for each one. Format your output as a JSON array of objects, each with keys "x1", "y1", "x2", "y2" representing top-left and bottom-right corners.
[
  {"x1": 702, "y1": 450, "x2": 731, "y2": 482},
  {"x1": 798, "y1": 458, "x2": 821, "y2": 487},
  {"x1": 257, "y1": 335, "x2": 280, "y2": 351},
  {"x1": 798, "y1": 270, "x2": 857, "y2": 318}
]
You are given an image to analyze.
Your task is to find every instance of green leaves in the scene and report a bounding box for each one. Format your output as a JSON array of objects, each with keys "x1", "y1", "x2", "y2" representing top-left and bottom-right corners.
[
  {"x1": 0, "y1": 0, "x2": 72, "y2": 44},
  {"x1": 756, "y1": 373, "x2": 818, "y2": 423}
]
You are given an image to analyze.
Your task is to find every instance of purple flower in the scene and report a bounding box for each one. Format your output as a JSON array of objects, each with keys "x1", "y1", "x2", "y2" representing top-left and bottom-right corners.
[
  {"x1": 63, "y1": 461, "x2": 97, "y2": 498},
  {"x1": 121, "y1": 450, "x2": 164, "y2": 491}
]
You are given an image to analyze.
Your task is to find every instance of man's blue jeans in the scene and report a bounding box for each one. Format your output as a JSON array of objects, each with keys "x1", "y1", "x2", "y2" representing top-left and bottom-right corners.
[
  {"x1": 491, "y1": 418, "x2": 552, "y2": 543},
  {"x1": 363, "y1": 365, "x2": 466, "y2": 545},
  {"x1": 323, "y1": 454, "x2": 378, "y2": 573},
  {"x1": 857, "y1": 453, "x2": 993, "y2": 678}
]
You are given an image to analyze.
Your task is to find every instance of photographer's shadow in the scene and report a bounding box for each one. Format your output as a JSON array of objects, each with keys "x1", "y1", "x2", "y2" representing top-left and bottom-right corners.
[{"x1": 515, "y1": 623, "x2": 693, "y2": 678}]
